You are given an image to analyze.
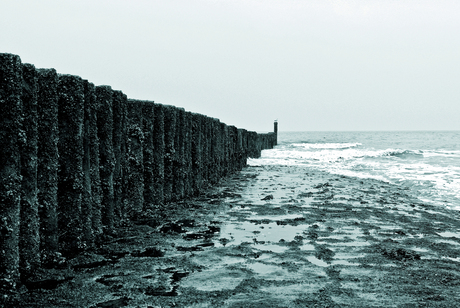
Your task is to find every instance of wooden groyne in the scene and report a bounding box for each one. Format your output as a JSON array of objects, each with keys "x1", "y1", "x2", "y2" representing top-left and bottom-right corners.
[{"x1": 0, "y1": 53, "x2": 277, "y2": 292}]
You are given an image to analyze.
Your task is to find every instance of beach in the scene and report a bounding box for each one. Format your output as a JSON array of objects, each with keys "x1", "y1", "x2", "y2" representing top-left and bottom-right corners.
[{"x1": 11, "y1": 164, "x2": 460, "y2": 307}]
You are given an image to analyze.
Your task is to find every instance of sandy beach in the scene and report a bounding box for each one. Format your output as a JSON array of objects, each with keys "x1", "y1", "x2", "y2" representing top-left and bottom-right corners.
[{"x1": 11, "y1": 165, "x2": 460, "y2": 307}]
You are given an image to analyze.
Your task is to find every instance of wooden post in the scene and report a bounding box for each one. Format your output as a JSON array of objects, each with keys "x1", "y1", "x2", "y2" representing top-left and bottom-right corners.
[
  {"x1": 37, "y1": 68, "x2": 60, "y2": 265},
  {"x1": 96, "y1": 86, "x2": 115, "y2": 235},
  {"x1": 84, "y1": 81, "x2": 102, "y2": 243},
  {"x1": 57, "y1": 74, "x2": 85, "y2": 256},
  {"x1": 113, "y1": 91, "x2": 127, "y2": 224},
  {"x1": 183, "y1": 112, "x2": 193, "y2": 197},
  {"x1": 142, "y1": 101, "x2": 155, "y2": 211},
  {"x1": 163, "y1": 105, "x2": 176, "y2": 202},
  {"x1": 191, "y1": 113, "x2": 203, "y2": 195},
  {"x1": 19, "y1": 63, "x2": 40, "y2": 275},
  {"x1": 0, "y1": 53, "x2": 22, "y2": 291},
  {"x1": 126, "y1": 100, "x2": 144, "y2": 218},
  {"x1": 173, "y1": 108, "x2": 186, "y2": 200},
  {"x1": 152, "y1": 104, "x2": 165, "y2": 205}
]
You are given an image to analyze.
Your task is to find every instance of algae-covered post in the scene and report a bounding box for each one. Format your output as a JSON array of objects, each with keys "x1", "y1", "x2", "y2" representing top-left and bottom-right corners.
[
  {"x1": 96, "y1": 86, "x2": 115, "y2": 234},
  {"x1": 126, "y1": 100, "x2": 144, "y2": 218},
  {"x1": 37, "y1": 68, "x2": 60, "y2": 264},
  {"x1": 0, "y1": 53, "x2": 23, "y2": 290},
  {"x1": 142, "y1": 101, "x2": 155, "y2": 211},
  {"x1": 57, "y1": 74, "x2": 85, "y2": 255},
  {"x1": 19, "y1": 63, "x2": 40, "y2": 275}
]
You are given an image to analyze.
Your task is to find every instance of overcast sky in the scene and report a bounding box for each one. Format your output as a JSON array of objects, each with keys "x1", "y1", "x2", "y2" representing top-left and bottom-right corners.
[{"x1": 1, "y1": 0, "x2": 459, "y2": 132}]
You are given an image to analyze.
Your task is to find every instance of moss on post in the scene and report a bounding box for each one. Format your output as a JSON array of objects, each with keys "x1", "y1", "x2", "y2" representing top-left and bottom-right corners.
[
  {"x1": 19, "y1": 63, "x2": 40, "y2": 276},
  {"x1": 57, "y1": 74, "x2": 85, "y2": 256},
  {"x1": 0, "y1": 53, "x2": 22, "y2": 291},
  {"x1": 96, "y1": 86, "x2": 115, "y2": 235}
]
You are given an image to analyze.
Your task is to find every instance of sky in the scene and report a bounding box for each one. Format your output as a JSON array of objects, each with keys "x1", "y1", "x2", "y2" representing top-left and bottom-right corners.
[{"x1": 1, "y1": 0, "x2": 459, "y2": 132}]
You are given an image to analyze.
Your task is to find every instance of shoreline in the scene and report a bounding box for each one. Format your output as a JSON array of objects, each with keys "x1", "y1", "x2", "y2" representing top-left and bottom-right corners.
[{"x1": 8, "y1": 165, "x2": 460, "y2": 307}]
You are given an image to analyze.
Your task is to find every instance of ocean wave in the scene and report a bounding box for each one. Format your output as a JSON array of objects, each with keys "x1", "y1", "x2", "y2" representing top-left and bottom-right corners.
[
  {"x1": 289, "y1": 142, "x2": 362, "y2": 150},
  {"x1": 379, "y1": 149, "x2": 424, "y2": 158}
]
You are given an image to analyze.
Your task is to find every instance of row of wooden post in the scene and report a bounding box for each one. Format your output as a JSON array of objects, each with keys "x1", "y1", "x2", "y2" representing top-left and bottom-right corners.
[{"x1": 0, "y1": 53, "x2": 277, "y2": 291}]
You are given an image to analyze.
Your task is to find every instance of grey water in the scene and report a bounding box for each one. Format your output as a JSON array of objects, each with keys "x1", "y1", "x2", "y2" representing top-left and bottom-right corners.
[{"x1": 248, "y1": 131, "x2": 460, "y2": 211}]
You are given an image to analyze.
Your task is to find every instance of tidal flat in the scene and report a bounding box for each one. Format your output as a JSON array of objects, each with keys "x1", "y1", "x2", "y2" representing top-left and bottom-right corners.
[{"x1": 10, "y1": 165, "x2": 460, "y2": 307}]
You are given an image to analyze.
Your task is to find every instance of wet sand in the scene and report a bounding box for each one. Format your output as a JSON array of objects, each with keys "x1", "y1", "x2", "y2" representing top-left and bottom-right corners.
[{"x1": 11, "y1": 165, "x2": 460, "y2": 307}]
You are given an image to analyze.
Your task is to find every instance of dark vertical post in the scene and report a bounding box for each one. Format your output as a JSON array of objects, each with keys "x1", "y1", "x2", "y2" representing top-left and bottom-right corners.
[
  {"x1": 126, "y1": 100, "x2": 144, "y2": 218},
  {"x1": 274, "y1": 120, "x2": 278, "y2": 146},
  {"x1": 153, "y1": 104, "x2": 165, "y2": 205},
  {"x1": 20, "y1": 63, "x2": 40, "y2": 275},
  {"x1": 96, "y1": 86, "x2": 115, "y2": 235},
  {"x1": 163, "y1": 105, "x2": 176, "y2": 202},
  {"x1": 0, "y1": 53, "x2": 22, "y2": 291},
  {"x1": 191, "y1": 113, "x2": 202, "y2": 195},
  {"x1": 220, "y1": 123, "x2": 229, "y2": 177},
  {"x1": 113, "y1": 91, "x2": 127, "y2": 224},
  {"x1": 57, "y1": 74, "x2": 84, "y2": 256},
  {"x1": 183, "y1": 112, "x2": 193, "y2": 197},
  {"x1": 142, "y1": 101, "x2": 155, "y2": 211},
  {"x1": 85, "y1": 81, "x2": 102, "y2": 242},
  {"x1": 81, "y1": 80, "x2": 94, "y2": 247},
  {"x1": 173, "y1": 108, "x2": 185, "y2": 200},
  {"x1": 37, "y1": 68, "x2": 60, "y2": 265}
]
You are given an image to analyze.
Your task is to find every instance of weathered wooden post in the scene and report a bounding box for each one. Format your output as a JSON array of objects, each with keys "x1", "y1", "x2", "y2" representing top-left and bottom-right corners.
[
  {"x1": 113, "y1": 91, "x2": 127, "y2": 223},
  {"x1": 126, "y1": 100, "x2": 144, "y2": 218},
  {"x1": 142, "y1": 101, "x2": 155, "y2": 211},
  {"x1": 191, "y1": 113, "x2": 203, "y2": 195},
  {"x1": 163, "y1": 105, "x2": 176, "y2": 202},
  {"x1": 153, "y1": 104, "x2": 165, "y2": 205},
  {"x1": 19, "y1": 63, "x2": 40, "y2": 275},
  {"x1": 274, "y1": 120, "x2": 278, "y2": 146},
  {"x1": 220, "y1": 123, "x2": 229, "y2": 176},
  {"x1": 36, "y1": 68, "x2": 60, "y2": 265},
  {"x1": 0, "y1": 53, "x2": 22, "y2": 291},
  {"x1": 183, "y1": 112, "x2": 193, "y2": 197},
  {"x1": 57, "y1": 74, "x2": 85, "y2": 255},
  {"x1": 96, "y1": 86, "x2": 115, "y2": 235},
  {"x1": 173, "y1": 108, "x2": 186, "y2": 200},
  {"x1": 84, "y1": 81, "x2": 102, "y2": 243}
]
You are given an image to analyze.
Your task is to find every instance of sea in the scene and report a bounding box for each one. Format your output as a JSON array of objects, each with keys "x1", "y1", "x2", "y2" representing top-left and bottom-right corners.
[{"x1": 248, "y1": 131, "x2": 460, "y2": 211}]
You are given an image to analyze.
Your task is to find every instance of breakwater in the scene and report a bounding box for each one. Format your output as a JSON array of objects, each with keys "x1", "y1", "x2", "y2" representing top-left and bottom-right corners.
[{"x1": 0, "y1": 53, "x2": 277, "y2": 292}]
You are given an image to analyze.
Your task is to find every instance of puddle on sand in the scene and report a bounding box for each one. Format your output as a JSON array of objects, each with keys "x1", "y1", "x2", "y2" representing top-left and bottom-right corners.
[
  {"x1": 180, "y1": 268, "x2": 245, "y2": 292},
  {"x1": 215, "y1": 221, "x2": 307, "y2": 247},
  {"x1": 300, "y1": 243, "x2": 315, "y2": 251},
  {"x1": 438, "y1": 231, "x2": 460, "y2": 239},
  {"x1": 246, "y1": 262, "x2": 284, "y2": 275},
  {"x1": 306, "y1": 256, "x2": 328, "y2": 267}
]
